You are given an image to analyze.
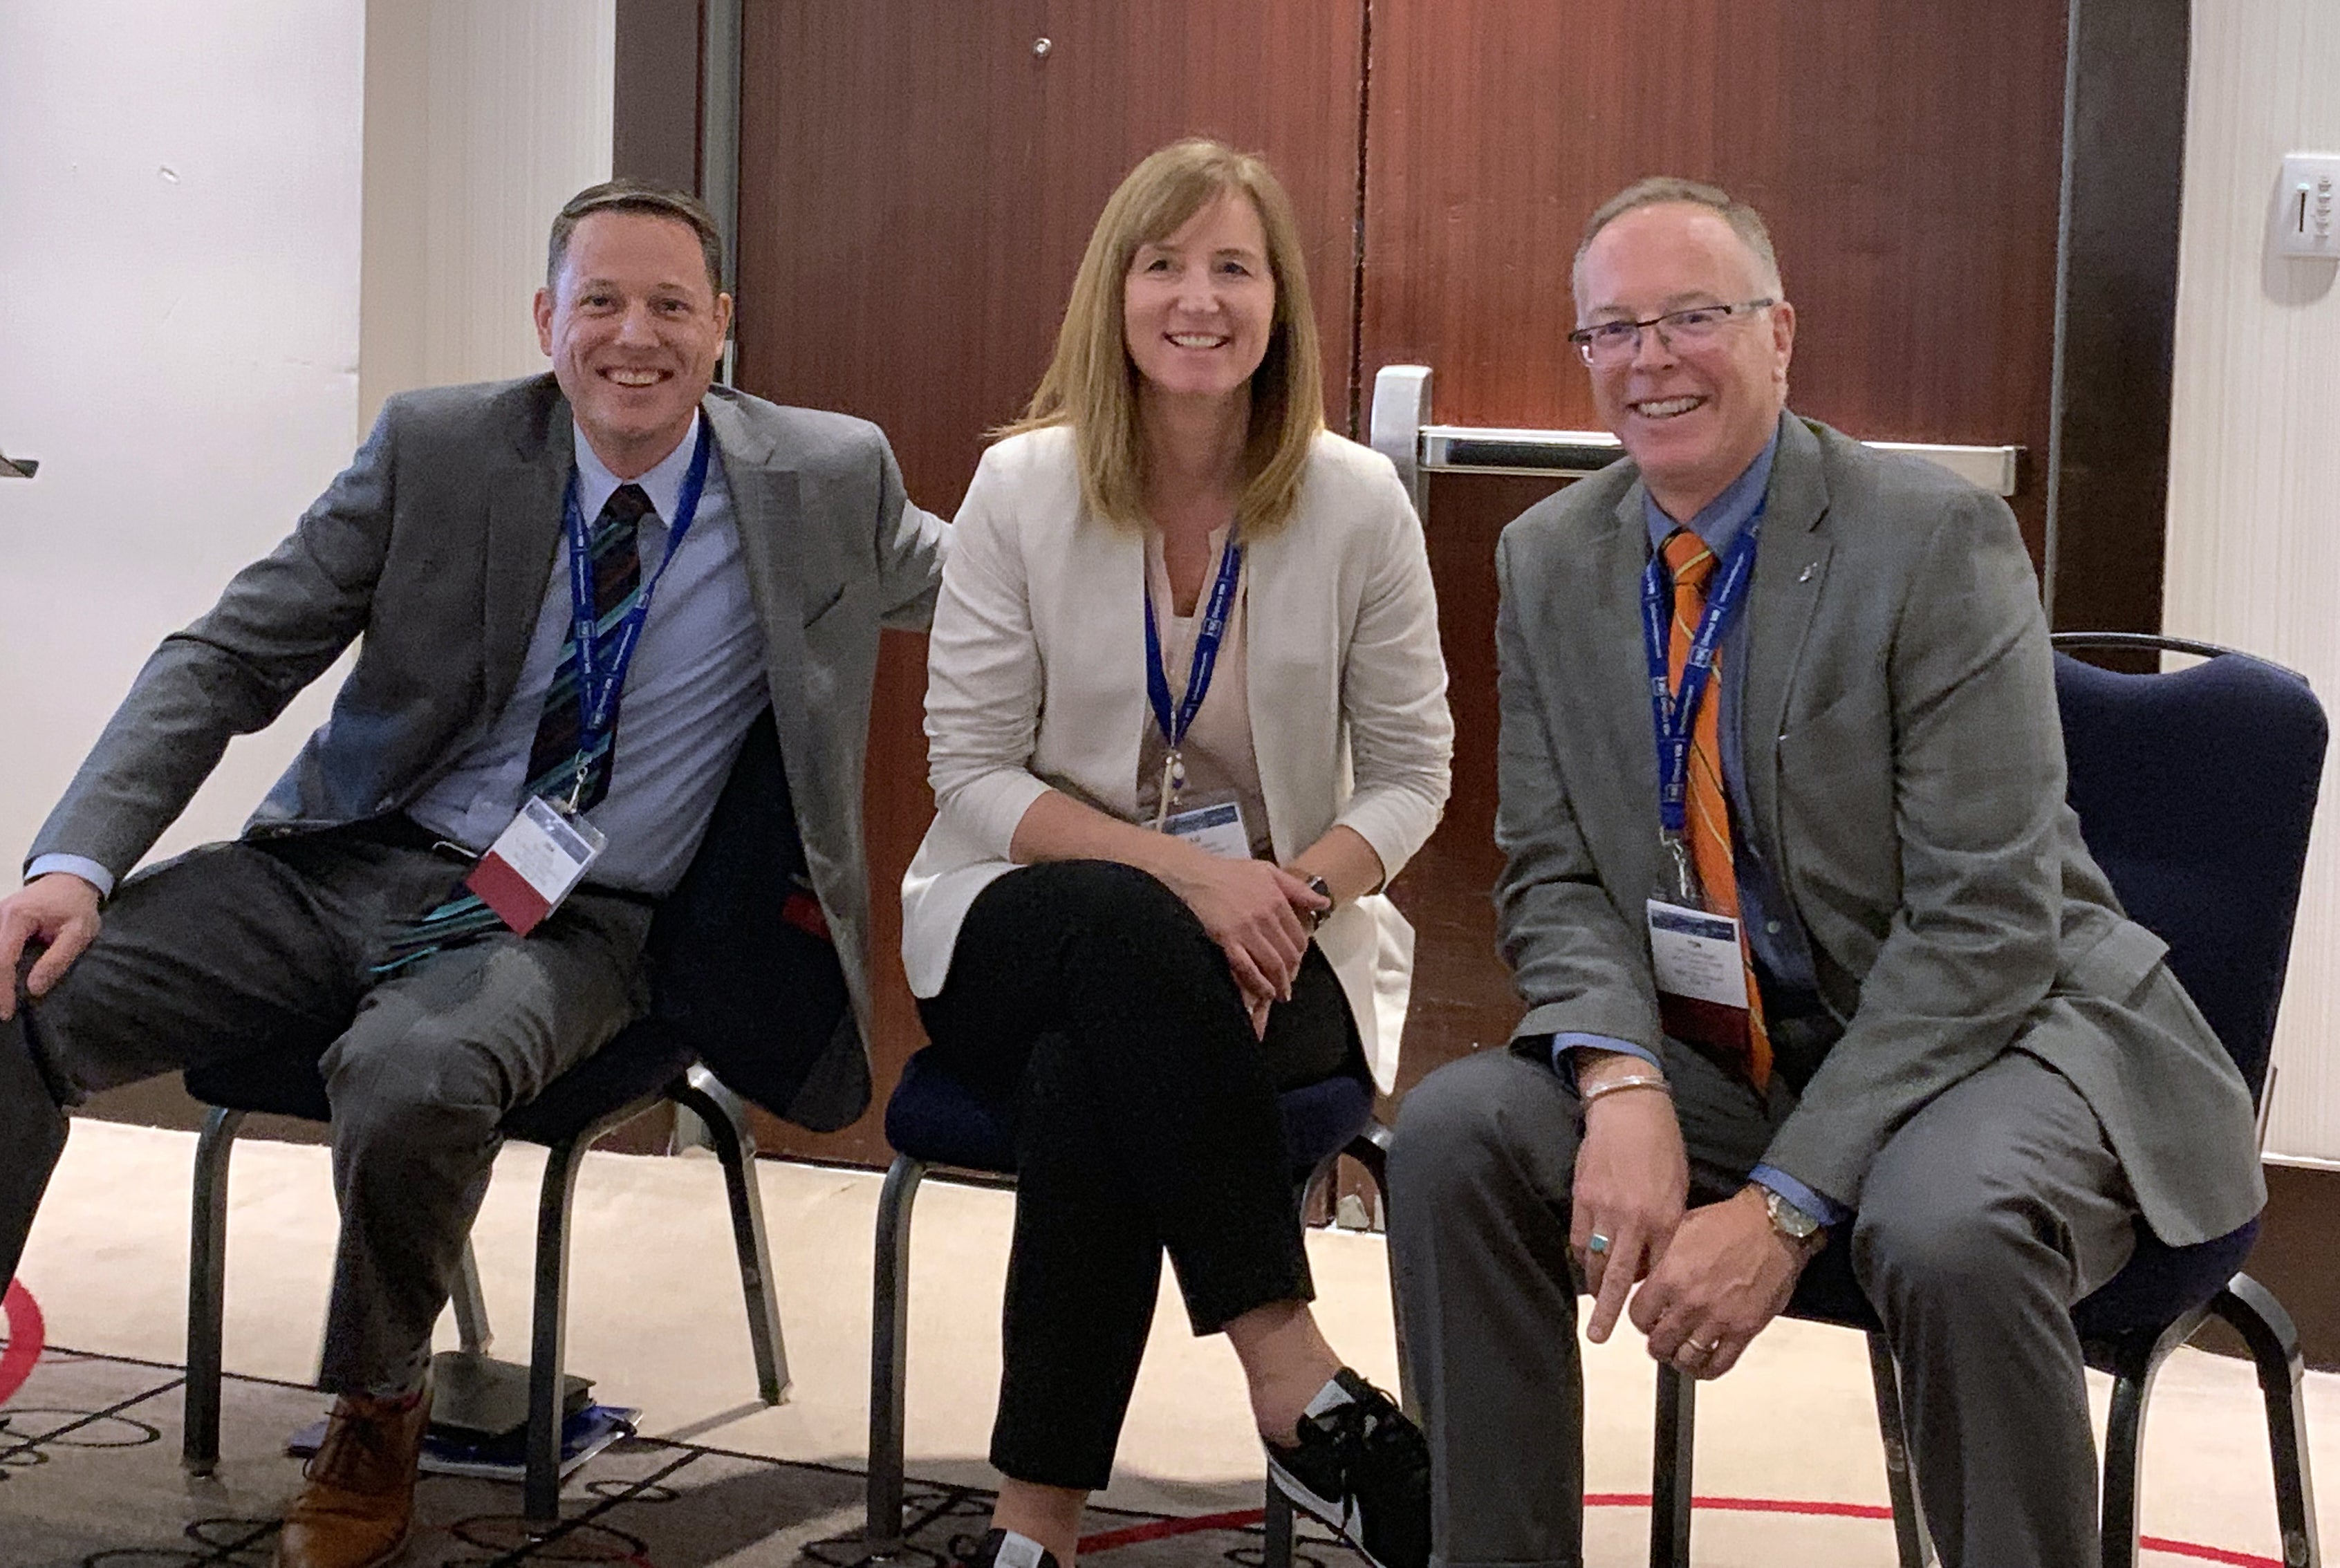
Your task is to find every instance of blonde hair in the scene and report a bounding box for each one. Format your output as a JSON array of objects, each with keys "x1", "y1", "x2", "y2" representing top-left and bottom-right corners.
[{"x1": 1001, "y1": 138, "x2": 1324, "y2": 535}]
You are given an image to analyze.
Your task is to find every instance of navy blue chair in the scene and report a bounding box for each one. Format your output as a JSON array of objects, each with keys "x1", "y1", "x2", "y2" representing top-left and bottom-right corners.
[
  {"x1": 863, "y1": 1044, "x2": 1391, "y2": 1567},
  {"x1": 1649, "y1": 633, "x2": 2325, "y2": 1568},
  {"x1": 180, "y1": 1027, "x2": 787, "y2": 1524}
]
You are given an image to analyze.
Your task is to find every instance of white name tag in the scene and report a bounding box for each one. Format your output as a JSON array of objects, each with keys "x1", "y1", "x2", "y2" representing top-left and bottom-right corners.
[
  {"x1": 1161, "y1": 795, "x2": 1253, "y2": 861},
  {"x1": 466, "y1": 796, "x2": 606, "y2": 936},
  {"x1": 1646, "y1": 899, "x2": 1750, "y2": 1009}
]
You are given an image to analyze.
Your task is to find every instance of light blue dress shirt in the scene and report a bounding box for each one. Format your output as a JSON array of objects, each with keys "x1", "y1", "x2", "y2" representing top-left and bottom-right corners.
[
  {"x1": 1550, "y1": 429, "x2": 1847, "y2": 1227},
  {"x1": 35, "y1": 416, "x2": 770, "y2": 902},
  {"x1": 405, "y1": 416, "x2": 770, "y2": 895}
]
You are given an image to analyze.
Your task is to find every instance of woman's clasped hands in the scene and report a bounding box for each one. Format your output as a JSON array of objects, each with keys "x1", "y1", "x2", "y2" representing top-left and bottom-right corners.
[{"x1": 1161, "y1": 850, "x2": 1330, "y2": 1036}]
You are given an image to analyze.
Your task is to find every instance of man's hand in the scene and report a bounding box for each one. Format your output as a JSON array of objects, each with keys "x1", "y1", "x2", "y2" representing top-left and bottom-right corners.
[
  {"x1": 0, "y1": 874, "x2": 104, "y2": 1021},
  {"x1": 1628, "y1": 1185, "x2": 1813, "y2": 1379},
  {"x1": 1570, "y1": 1054, "x2": 1688, "y2": 1344}
]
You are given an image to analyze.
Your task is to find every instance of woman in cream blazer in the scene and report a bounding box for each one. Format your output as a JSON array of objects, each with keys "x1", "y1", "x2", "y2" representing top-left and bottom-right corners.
[{"x1": 900, "y1": 141, "x2": 1450, "y2": 1568}]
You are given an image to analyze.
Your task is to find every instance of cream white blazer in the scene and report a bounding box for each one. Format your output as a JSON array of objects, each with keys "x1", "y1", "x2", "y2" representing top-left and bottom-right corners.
[{"x1": 901, "y1": 425, "x2": 1454, "y2": 1092}]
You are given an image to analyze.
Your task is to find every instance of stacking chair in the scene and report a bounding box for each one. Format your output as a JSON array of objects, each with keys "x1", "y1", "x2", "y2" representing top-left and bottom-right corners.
[
  {"x1": 864, "y1": 1045, "x2": 1394, "y2": 1568},
  {"x1": 1649, "y1": 633, "x2": 2326, "y2": 1568},
  {"x1": 180, "y1": 1024, "x2": 788, "y2": 1524}
]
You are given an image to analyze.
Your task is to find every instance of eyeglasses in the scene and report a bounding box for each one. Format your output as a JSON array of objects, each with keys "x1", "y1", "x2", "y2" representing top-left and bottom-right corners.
[{"x1": 1567, "y1": 299, "x2": 1776, "y2": 366}]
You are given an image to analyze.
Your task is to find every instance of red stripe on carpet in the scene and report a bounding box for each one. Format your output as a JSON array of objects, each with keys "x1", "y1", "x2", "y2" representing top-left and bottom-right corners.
[
  {"x1": 1078, "y1": 1508, "x2": 1264, "y2": 1553},
  {"x1": 1075, "y1": 1493, "x2": 2282, "y2": 1565}
]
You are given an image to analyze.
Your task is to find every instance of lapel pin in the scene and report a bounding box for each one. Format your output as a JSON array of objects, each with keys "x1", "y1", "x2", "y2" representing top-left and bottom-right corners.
[{"x1": 1798, "y1": 562, "x2": 1816, "y2": 584}]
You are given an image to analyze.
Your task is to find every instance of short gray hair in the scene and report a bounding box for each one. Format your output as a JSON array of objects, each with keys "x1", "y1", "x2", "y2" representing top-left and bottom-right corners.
[{"x1": 1572, "y1": 176, "x2": 1783, "y2": 304}]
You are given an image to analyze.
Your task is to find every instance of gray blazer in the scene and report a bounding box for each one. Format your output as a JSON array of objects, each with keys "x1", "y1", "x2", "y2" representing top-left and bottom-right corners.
[
  {"x1": 30, "y1": 375, "x2": 945, "y2": 1094},
  {"x1": 1493, "y1": 413, "x2": 2262, "y2": 1247}
]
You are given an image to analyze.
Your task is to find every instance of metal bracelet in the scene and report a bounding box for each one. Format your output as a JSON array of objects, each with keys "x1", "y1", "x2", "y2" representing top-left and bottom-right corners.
[{"x1": 1579, "y1": 1071, "x2": 1671, "y2": 1105}]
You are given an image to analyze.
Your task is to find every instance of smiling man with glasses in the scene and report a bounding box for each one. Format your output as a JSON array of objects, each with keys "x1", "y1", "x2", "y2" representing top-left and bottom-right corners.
[{"x1": 1387, "y1": 177, "x2": 2262, "y2": 1568}]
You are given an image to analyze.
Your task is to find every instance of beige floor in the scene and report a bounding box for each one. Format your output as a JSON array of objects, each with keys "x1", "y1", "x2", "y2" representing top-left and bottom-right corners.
[{"x1": 14, "y1": 1119, "x2": 2337, "y2": 1564}]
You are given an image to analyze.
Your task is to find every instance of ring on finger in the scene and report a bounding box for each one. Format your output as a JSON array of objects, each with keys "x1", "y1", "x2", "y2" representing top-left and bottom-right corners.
[
  {"x1": 1585, "y1": 1232, "x2": 1612, "y2": 1256},
  {"x1": 1678, "y1": 1338, "x2": 1718, "y2": 1360}
]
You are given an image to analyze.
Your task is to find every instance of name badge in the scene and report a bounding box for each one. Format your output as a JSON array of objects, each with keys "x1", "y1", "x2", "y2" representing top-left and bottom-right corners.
[
  {"x1": 1646, "y1": 897, "x2": 1752, "y2": 1051},
  {"x1": 1160, "y1": 794, "x2": 1253, "y2": 861},
  {"x1": 467, "y1": 796, "x2": 607, "y2": 936}
]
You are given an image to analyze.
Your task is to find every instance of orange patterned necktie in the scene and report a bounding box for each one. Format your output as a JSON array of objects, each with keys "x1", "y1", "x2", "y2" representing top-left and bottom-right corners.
[{"x1": 1662, "y1": 528, "x2": 1773, "y2": 1091}]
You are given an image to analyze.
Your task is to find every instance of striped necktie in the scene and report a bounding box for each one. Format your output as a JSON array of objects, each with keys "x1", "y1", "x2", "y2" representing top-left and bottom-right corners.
[
  {"x1": 374, "y1": 483, "x2": 650, "y2": 973},
  {"x1": 1662, "y1": 528, "x2": 1773, "y2": 1090}
]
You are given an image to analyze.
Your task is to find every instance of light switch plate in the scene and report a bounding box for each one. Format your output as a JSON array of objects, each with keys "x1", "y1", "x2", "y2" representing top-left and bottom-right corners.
[{"x1": 2276, "y1": 153, "x2": 2340, "y2": 259}]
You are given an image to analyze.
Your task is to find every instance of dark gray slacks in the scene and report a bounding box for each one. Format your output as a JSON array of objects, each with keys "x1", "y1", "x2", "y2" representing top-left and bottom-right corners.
[
  {"x1": 0, "y1": 825, "x2": 651, "y2": 1394},
  {"x1": 1389, "y1": 1038, "x2": 2137, "y2": 1568}
]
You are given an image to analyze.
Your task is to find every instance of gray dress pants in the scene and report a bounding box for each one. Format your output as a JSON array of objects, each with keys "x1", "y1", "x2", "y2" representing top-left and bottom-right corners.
[
  {"x1": 1389, "y1": 1037, "x2": 2137, "y2": 1568},
  {"x1": 0, "y1": 823, "x2": 651, "y2": 1395}
]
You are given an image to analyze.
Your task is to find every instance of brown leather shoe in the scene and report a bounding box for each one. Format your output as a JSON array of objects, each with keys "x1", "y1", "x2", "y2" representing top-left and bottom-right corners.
[{"x1": 275, "y1": 1374, "x2": 432, "y2": 1568}]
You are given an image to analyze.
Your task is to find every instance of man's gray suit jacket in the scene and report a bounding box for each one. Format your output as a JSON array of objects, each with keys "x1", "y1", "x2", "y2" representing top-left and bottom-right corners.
[
  {"x1": 28, "y1": 375, "x2": 945, "y2": 1117},
  {"x1": 1492, "y1": 411, "x2": 2263, "y2": 1247}
]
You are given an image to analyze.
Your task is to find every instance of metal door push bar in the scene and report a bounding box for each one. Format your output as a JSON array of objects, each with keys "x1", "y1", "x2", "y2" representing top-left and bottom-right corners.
[{"x1": 1367, "y1": 364, "x2": 2021, "y2": 519}]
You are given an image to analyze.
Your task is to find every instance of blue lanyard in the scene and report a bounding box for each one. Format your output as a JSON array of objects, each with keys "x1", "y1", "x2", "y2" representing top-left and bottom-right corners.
[
  {"x1": 1640, "y1": 503, "x2": 1764, "y2": 837},
  {"x1": 1144, "y1": 532, "x2": 1244, "y2": 756},
  {"x1": 562, "y1": 418, "x2": 714, "y2": 778}
]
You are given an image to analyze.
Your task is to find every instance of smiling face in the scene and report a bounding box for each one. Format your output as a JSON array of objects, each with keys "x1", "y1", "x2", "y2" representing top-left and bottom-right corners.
[
  {"x1": 535, "y1": 209, "x2": 734, "y2": 478},
  {"x1": 1575, "y1": 202, "x2": 1795, "y2": 519},
  {"x1": 1121, "y1": 190, "x2": 1277, "y2": 407}
]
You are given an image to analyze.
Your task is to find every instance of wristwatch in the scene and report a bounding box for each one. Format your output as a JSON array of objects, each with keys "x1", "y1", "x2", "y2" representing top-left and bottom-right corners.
[
  {"x1": 1301, "y1": 873, "x2": 1334, "y2": 929},
  {"x1": 1758, "y1": 1185, "x2": 1825, "y2": 1251}
]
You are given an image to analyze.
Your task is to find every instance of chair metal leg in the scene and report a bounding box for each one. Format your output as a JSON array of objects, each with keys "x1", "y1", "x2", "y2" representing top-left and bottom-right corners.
[
  {"x1": 1865, "y1": 1331, "x2": 1933, "y2": 1568},
  {"x1": 673, "y1": 1067, "x2": 789, "y2": 1404},
  {"x1": 1343, "y1": 1123, "x2": 1406, "y2": 1408},
  {"x1": 1263, "y1": 1475, "x2": 1296, "y2": 1568},
  {"x1": 2209, "y1": 1274, "x2": 2323, "y2": 1568},
  {"x1": 866, "y1": 1155, "x2": 927, "y2": 1552},
  {"x1": 183, "y1": 1107, "x2": 246, "y2": 1475},
  {"x1": 1649, "y1": 1363, "x2": 1695, "y2": 1568},
  {"x1": 523, "y1": 1135, "x2": 593, "y2": 1527},
  {"x1": 1343, "y1": 1120, "x2": 1393, "y2": 1230},
  {"x1": 450, "y1": 1235, "x2": 492, "y2": 1356},
  {"x1": 2095, "y1": 1317, "x2": 2193, "y2": 1568}
]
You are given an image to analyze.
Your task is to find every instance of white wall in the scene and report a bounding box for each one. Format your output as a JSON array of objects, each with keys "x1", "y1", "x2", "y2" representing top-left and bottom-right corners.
[
  {"x1": 2166, "y1": 0, "x2": 2340, "y2": 1164},
  {"x1": 0, "y1": 0, "x2": 615, "y2": 882},
  {"x1": 360, "y1": 0, "x2": 615, "y2": 428},
  {"x1": 0, "y1": 2, "x2": 367, "y2": 870}
]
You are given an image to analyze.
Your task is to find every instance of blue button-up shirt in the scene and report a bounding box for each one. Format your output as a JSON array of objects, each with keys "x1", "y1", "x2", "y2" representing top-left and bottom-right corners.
[
  {"x1": 405, "y1": 416, "x2": 770, "y2": 895},
  {"x1": 1552, "y1": 429, "x2": 1847, "y2": 1226}
]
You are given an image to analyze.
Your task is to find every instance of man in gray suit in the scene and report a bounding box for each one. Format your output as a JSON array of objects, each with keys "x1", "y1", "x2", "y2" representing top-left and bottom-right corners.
[
  {"x1": 0, "y1": 180, "x2": 942, "y2": 1568},
  {"x1": 1389, "y1": 178, "x2": 2262, "y2": 1567}
]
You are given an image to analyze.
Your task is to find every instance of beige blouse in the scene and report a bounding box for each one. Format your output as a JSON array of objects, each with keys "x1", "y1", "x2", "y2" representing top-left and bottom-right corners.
[{"x1": 1135, "y1": 524, "x2": 1274, "y2": 858}]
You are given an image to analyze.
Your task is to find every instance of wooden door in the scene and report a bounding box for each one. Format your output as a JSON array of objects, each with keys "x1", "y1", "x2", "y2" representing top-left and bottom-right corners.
[
  {"x1": 1359, "y1": 0, "x2": 2072, "y2": 1095},
  {"x1": 733, "y1": 0, "x2": 1371, "y2": 1162}
]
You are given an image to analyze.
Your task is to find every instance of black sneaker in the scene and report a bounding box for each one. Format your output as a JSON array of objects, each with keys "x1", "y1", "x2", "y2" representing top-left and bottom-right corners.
[
  {"x1": 949, "y1": 1529, "x2": 1062, "y2": 1568},
  {"x1": 1264, "y1": 1368, "x2": 1430, "y2": 1568}
]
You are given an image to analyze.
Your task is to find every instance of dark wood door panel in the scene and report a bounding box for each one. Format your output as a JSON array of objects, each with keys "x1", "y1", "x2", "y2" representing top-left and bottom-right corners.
[
  {"x1": 1382, "y1": 471, "x2": 1565, "y2": 1100},
  {"x1": 734, "y1": 0, "x2": 1368, "y2": 1164},
  {"x1": 1360, "y1": 0, "x2": 2065, "y2": 558},
  {"x1": 1363, "y1": 0, "x2": 2070, "y2": 1095}
]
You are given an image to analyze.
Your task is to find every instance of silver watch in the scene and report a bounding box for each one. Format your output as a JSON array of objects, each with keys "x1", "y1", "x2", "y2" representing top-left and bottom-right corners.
[{"x1": 1759, "y1": 1186, "x2": 1823, "y2": 1247}]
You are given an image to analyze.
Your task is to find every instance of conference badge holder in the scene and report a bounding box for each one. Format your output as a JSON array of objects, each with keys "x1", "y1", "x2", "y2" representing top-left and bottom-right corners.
[
  {"x1": 466, "y1": 796, "x2": 605, "y2": 937},
  {"x1": 1647, "y1": 894, "x2": 1752, "y2": 1053},
  {"x1": 1160, "y1": 790, "x2": 1253, "y2": 861}
]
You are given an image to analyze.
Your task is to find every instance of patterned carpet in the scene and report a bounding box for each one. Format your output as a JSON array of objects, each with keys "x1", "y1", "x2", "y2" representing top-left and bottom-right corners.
[{"x1": 1, "y1": 1345, "x2": 1340, "y2": 1568}]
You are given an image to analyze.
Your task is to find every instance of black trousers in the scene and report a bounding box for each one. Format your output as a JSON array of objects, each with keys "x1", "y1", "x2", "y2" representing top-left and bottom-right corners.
[{"x1": 918, "y1": 860, "x2": 1360, "y2": 1491}]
